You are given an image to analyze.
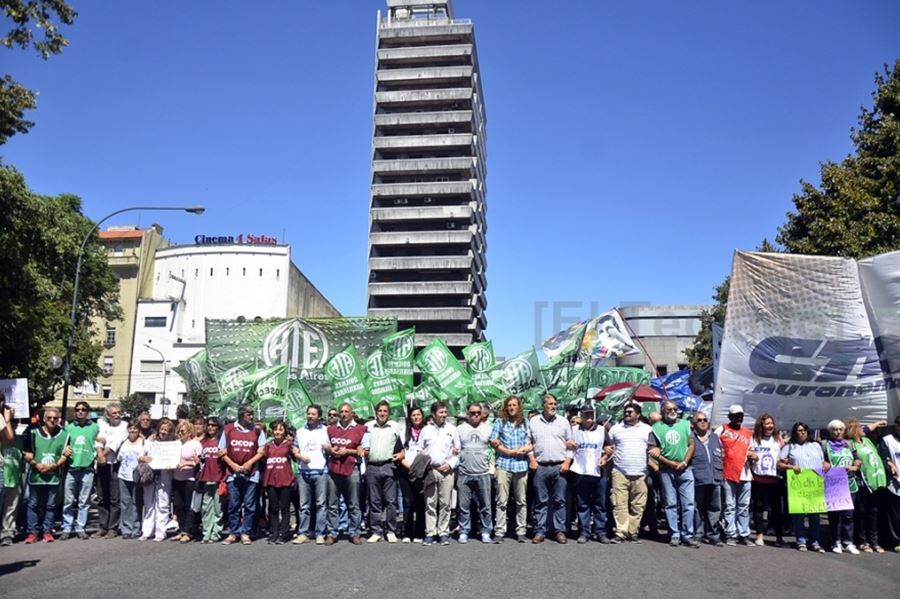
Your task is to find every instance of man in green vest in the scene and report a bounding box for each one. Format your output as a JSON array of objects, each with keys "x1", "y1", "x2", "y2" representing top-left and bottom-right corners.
[
  {"x1": 60, "y1": 401, "x2": 100, "y2": 540},
  {"x1": 650, "y1": 400, "x2": 697, "y2": 547},
  {"x1": 24, "y1": 407, "x2": 69, "y2": 543}
]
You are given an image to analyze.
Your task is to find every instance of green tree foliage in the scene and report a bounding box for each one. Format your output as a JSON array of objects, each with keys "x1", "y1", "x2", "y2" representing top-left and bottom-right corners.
[
  {"x1": 0, "y1": 164, "x2": 119, "y2": 407},
  {"x1": 120, "y1": 393, "x2": 150, "y2": 420},
  {"x1": 777, "y1": 60, "x2": 900, "y2": 258},
  {"x1": 1, "y1": 0, "x2": 77, "y2": 144},
  {"x1": 188, "y1": 388, "x2": 210, "y2": 419}
]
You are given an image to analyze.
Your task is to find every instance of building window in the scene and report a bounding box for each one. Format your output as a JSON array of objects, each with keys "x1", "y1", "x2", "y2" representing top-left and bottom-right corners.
[
  {"x1": 144, "y1": 316, "x2": 166, "y2": 327},
  {"x1": 102, "y1": 385, "x2": 111, "y2": 399},
  {"x1": 677, "y1": 363, "x2": 687, "y2": 371},
  {"x1": 102, "y1": 356, "x2": 113, "y2": 375},
  {"x1": 140, "y1": 360, "x2": 164, "y2": 373},
  {"x1": 259, "y1": 268, "x2": 263, "y2": 276},
  {"x1": 656, "y1": 365, "x2": 668, "y2": 376},
  {"x1": 194, "y1": 268, "x2": 199, "y2": 278},
  {"x1": 276, "y1": 269, "x2": 280, "y2": 278},
  {"x1": 210, "y1": 267, "x2": 214, "y2": 276},
  {"x1": 191, "y1": 319, "x2": 195, "y2": 329},
  {"x1": 226, "y1": 267, "x2": 230, "y2": 276},
  {"x1": 105, "y1": 327, "x2": 116, "y2": 346},
  {"x1": 243, "y1": 267, "x2": 246, "y2": 276}
]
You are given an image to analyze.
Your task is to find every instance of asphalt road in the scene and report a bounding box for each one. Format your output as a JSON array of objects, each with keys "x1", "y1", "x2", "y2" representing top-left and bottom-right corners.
[{"x1": 2, "y1": 534, "x2": 898, "y2": 599}]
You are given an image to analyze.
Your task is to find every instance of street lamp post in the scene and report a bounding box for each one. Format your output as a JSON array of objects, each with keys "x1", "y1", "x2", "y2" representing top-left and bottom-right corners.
[
  {"x1": 143, "y1": 343, "x2": 168, "y2": 418},
  {"x1": 61, "y1": 205, "x2": 204, "y2": 418}
]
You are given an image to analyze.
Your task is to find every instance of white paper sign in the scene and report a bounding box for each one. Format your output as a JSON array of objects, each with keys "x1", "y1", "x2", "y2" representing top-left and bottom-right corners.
[
  {"x1": 0, "y1": 378, "x2": 30, "y2": 420},
  {"x1": 147, "y1": 441, "x2": 181, "y2": 470}
]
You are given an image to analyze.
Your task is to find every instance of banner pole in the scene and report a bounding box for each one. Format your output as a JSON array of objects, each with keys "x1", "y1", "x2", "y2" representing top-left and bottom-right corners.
[{"x1": 615, "y1": 308, "x2": 664, "y2": 385}]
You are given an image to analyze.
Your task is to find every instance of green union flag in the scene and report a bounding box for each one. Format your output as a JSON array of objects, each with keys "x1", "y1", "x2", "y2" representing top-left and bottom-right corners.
[
  {"x1": 365, "y1": 348, "x2": 405, "y2": 419},
  {"x1": 324, "y1": 344, "x2": 374, "y2": 420},
  {"x1": 382, "y1": 328, "x2": 415, "y2": 392},
  {"x1": 416, "y1": 338, "x2": 472, "y2": 409},
  {"x1": 541, "y1": 321, "x2": 587, "y2": 367},
  {"x1": 463, "y1": 341, "x2": 503, "y2": 401},
  {"x1": 494, "y1": 348, "x2": 543, "y2": 397}
]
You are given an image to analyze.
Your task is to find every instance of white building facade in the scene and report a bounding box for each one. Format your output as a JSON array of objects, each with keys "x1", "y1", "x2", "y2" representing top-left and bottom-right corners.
[{"x1": 130, "y1": 243, "x2": 339, "y2": 417}]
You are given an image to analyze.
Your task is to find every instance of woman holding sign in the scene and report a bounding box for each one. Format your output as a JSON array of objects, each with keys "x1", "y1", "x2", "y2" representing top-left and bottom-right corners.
[
  {"x1": 846, "y1": 418, "x2": 887, "y2": 553},
  {"x1": 777, "y1": 422, "x2": 829, "y2": 553},
  {"x1": 749, "y1": 414, "x2": 784, "y2": 547},
  {"x1": 139, "y1": 418, "x2": 176, "y2": 542},
  {"x1": 822, "y1": 420, "x2": 861, "y2": 555}
]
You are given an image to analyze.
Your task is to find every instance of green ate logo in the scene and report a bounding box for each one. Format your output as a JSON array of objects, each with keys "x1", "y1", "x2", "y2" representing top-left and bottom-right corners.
[
  {"x1": 420, "y1": 347, "x2": 448, "y2": 374},
  {"x1": 467, "y1": 346, "x2": 493, "y2": 373},
  {"x1": 327, "y1": 352, "x2": 356, "y2": 380},
  {"x1": 367, "y1": 351, "x2": 387, "y2": 379},
  {"x1": 386, "y1": 334, "x2": 414, "y2": 360}
]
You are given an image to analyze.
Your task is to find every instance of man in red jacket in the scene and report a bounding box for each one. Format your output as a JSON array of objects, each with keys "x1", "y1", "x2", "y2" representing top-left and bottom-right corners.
[
  {"x1": 325, "y1": 402, "x2": 369, "y2": 544},
  {"x1": 219, "y1": 405, "x2": 266, "y2": 545}
]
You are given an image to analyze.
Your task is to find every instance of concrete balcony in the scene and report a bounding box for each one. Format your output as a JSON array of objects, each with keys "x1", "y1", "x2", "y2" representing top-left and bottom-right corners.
[
  {"x1": 377, "y1": 44, "x2": 472, "y2": 65},
  {"x1": 375, "y1": 88, "x2": 471, "y2": 107},
  {"x1": 373, "y1": 133, "x2": 473, "y2": 151},
  {"x1": 413, "y1": 333, "x2": 475, "y2": 348},
  {"x1": 371, "y1": 181, "x2": 474, "y2": 197},
  {"x1": 377, "y1": 65, "x2": 472, "y2": 85},
  {"x1": 378, "y1": 23, "x2": 473, "y2": 44},
  {"x1": 371, "y1": 205, "x2": 473, "y2": 222},
  {"x1": 369, "y1": 230, "x2": 473, "y2": 246},
  {"x1": 372, "y1": 157, "x2": 474, "y2": 175},
  {"x1": 368, "y1": 307, "x2": 473, "y2": 321},
  {"x1": 374, "y1": 110, "x2": 471, "y2": 129},
  {"x1": 368, "y1": 256, "x2": 475, "y2": 271},
  {"x1": 107, "y1": 253, "x2": 141, "y2": 268},
  {"x1": 368, "y1": 281, "x2": 472, "y2": 296}
]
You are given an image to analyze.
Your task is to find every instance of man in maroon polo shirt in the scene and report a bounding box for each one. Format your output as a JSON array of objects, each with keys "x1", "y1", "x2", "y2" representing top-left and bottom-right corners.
[{"x1": 324, "y1": 402, "x2": 370, "y2": 544}]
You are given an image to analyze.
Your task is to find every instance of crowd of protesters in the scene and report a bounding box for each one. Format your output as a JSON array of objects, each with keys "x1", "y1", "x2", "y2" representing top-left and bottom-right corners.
[{"x1": 1, "y1": 393, "x2": 900, "y2": 555}]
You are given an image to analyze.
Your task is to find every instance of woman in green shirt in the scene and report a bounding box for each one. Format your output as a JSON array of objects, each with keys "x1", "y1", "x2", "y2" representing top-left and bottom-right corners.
[{"x1": 846, "y1": 418, "x2": 887, "y2": 553}]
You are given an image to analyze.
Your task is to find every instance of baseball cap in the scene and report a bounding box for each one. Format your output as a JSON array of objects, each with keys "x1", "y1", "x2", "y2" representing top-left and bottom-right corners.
[{"x1": 728, "y1": 404, "x2": 744, "y2": 415}]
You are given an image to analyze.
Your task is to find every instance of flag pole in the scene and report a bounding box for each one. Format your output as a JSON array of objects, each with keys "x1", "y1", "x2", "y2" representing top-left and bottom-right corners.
[
  {"x1": 534, "y1": 346, "x2": 550, "y2": 394},
  {"x1": 615, "y1": 308, "x2": 661, "y2": 378}
]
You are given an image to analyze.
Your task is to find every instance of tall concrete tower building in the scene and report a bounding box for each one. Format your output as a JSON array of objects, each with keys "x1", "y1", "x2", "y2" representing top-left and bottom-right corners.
[{"x1": 366, "y1": 0, "x2": 488, "y2": 357}]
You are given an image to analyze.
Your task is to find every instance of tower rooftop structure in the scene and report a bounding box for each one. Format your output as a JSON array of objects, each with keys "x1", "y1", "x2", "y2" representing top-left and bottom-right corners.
[{"x1": 367, "y1": 0, "x2": 488, "y2": 356}]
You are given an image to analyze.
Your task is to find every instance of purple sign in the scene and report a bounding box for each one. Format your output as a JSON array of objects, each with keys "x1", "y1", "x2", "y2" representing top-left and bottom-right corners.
[{"x1": 824, "y1": 467, "x2": 854, "y2": 512}]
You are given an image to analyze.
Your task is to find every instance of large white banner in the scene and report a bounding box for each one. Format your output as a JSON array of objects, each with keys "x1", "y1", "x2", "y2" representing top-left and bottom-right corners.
[
  {"x1": 712, "y1": 251, "x2": 891, "y2": 429},
  {"x1": 859, "y1": 250, "x2": 900, "y2": 424}
]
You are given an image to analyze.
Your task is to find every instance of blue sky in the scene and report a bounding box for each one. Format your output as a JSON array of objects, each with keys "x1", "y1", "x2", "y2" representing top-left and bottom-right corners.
[{"x1": 3, "y1": 0, "x2": 898, "y2": 358}]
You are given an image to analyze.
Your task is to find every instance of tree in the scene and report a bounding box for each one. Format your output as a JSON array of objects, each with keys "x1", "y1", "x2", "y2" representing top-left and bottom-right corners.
[
  {"x1": 120, "y1": 393, "x2": 150, "y2": 420},
  {"x1": 777, "y1": 60, "x2": 900, "y2": 259},
  {"x1": 684, "y1": 239, "x2": 776, "y2": 371},
  {"x1": 188, "y1": 388, "x2": 210, "y2": 419},
  {"x1": 1, "y1": 0, "x2": 77, "y2": 145},
  {"x1": 0, "y1": 164, "x2": 119, "y2": 408}
]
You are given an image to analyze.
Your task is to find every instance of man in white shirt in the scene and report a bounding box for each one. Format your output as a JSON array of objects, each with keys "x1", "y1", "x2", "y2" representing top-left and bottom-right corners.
[
  {"x1": 572, "y1": 409, "x2": 609, "y2": 544},
  {"x1": 420, "y1": 401, "x2": 460, "y2": 545},
  {"x1": 604, "y1": 402, "x2": 656, "y2": 543},
  {"x1": 94, "y1": 402, "x2": 128, "y2": 538},
  {"x1": 292, "y1": 404, "x2": 331, "y2": 545}
]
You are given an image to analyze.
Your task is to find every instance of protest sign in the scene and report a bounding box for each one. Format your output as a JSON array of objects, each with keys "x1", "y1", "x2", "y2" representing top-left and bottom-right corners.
[
  {"x1": 787, "y1": 469, "x2": 826, "y2": 514},
  {"x1": 0, "y1": 378, "x2": 30, "y2": 419},
  {"x1": 147, "y1": 441, "x2": 181, "y2": 470},
  {"x1": 824, "y1": 467, "x2": 854, "y2": 512}
]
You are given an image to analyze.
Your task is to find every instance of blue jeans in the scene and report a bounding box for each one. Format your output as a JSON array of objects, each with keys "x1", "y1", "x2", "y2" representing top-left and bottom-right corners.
[
  {"x1": 533, "y1": 465, "x2": 567, "y2": 537},
  {"x1": 62, "y1": 468, "x2": 94, "y2": 533},
  {"x1": 457, "y1": 473, "x2": 493, "y2": 535},
  {"x1": 26, "y1": 484, "x2": 58, "y2": 534},
  {"x1": 723, "y1": 479, "x2": 751, "y2": 540},
  {"x1": 794, "y1": 514, "x2": 822, "y2": 546},
  {"x1": 328, "y1": 470, "x2": 361, "y2": 537},
  {"x1": 575, "y1": 474, "x2": 608, "y2": 537},
  {"x1": 659, "y1": 468, "x2": 696, "y2": 540},
  {"x1": 296, "y1": 470, "x2": 328, "y2": 537},
  {"x1": 226, "y1": 475, "x2": 258, "y2": 535}
]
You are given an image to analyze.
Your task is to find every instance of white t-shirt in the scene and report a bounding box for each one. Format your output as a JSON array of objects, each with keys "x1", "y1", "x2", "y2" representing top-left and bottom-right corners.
[
  {"x1": 294, "y1": 424, "x2": 330, "y2": 471},
  {"x1": 117, "y1": 437, "x2": 146, "y2": 482},
  {"x1": 571, "y1": 426, "x2": 606, "y2": 477},
  {"x1": 608, "y1": 421, "x2": 653, "y2": 477},
  {"x1": 98, "y1": 419, "x2": 129, "y2": 464}
]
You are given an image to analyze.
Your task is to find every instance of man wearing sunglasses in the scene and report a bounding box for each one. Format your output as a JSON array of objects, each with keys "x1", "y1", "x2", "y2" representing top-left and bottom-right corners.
[
  {"x1": 60, "y1": 401, "x2": 100, "y2": 540},
  {"x1": 23, "y1": 408, "x2": 69, "y2": 543},
  {"x1": 604, "y1": 402, "x2": 656, "y2": 543},
  {"x1": 649, "y1": 401, "x2": 697, "y2": 547},
  {"x1": 690, "y1": 411, "x2": 724, "y2": 546},
  {"x1": 456, "y1": 403, "x2": 493, "y2": 544}
]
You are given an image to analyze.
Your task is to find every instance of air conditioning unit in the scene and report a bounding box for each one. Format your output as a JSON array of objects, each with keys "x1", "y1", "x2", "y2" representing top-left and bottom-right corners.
[{"x1": 102, "y1": 367, "x2": 113, "y2": 376}]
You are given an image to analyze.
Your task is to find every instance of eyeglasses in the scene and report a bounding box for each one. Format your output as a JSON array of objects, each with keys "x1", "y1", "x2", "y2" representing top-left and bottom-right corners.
[
  {"x1": 623, "y1": 409, "x2": 636, "y2": 415},
  {"x1": 74, "y1": 407, "x2": 88, "y2": 412},
  {"x1": 695, "y1": 418, "x2": 708, "y2": 423},
  {"x1": 468, "y1": 411, "x2": 481, "y2": 416},
  {"x1": 45, "y1": 416, "x2": 60, "y2": 421},
  {"x1": 206, "y1": 423, "x2": 219, "y2": 427},
  {"x1": 664, "y1": 407, "x2": 678, "y2": 412}
]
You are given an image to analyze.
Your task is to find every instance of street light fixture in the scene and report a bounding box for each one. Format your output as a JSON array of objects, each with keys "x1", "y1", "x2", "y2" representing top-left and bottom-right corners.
[{"x1": 60, "y1": 205, "x2": 204, "y2": 418}]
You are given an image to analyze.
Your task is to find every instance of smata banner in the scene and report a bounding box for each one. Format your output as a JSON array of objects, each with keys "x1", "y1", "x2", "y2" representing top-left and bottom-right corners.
[{"x1": 713, "y1": 251, "x2": 890, "y2": 429}]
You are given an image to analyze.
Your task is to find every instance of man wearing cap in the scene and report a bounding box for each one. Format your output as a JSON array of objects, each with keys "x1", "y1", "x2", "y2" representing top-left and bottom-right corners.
[
  {"x1": 650, "y1": 400, "x2": 697, "y2": 547},
  {"x1": 716, "y1": 404, "x2": 757, "y2": 546},
  {"x1": 604, "y1": 402, "x2": 656, "y2": 543},
  {"x1": 571, "y1": 409, "x2": 609, "y2": 543}
]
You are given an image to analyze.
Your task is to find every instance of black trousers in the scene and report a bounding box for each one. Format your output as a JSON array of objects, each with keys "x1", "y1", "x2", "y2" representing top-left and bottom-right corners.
[
  {"x1": 854, "y1": 486, "x2": 880, "y2": 547},
  {"x1": 171, "y1": 479, "x2": 197, "y2": 535},
  {"x1": 694, "y1": 483, "x2": 722, "y2": 542},
  {"x1": 96, "y1": 463, "x2": 121, "y2": 532},
  {"x1": 751, "y1": 480, "x2": 784, "y2": 538},
  {"x1": 397, "y1": 467, "x2": 425, "y2": 540},
  {"x1": 267, "y1": 486, "x2": 292, "y2": 541}
]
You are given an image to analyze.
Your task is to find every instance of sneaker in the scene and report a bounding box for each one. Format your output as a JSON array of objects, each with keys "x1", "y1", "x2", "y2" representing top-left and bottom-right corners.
[
  {"x1": 274, "y1": 538, "x2": 285, "y2": 545},
  {"x1": 439, "y1": 535, "x2": 450, "y2": 545},
  {"x1": 324, "y1": 536, "x2": 336, "y2": 545},
  {"x1": 685, "y1": 538, "x2": 701, "y2": 548},
  {"x1": 797, "y1": 543, "x2": 807, "y2": 552},
  {"x1": 42, "y1": 533, "x2": 55, "y2": 543},
  {"x1": 628, "y1": 536, "x2": 643, "y2": 544},
  {"x1": 845, "y1": 544, "x2": 860, "y2": 555},
  {"x1": 58, "y1": 532, "x2": 70, "y2": 541},
  {"x1": 166, "y1": 519, "x2": 179, "y2": 532},
  {"x1": 368, "y1": 534, "x2": 382, "y2": 544},
  {"x1": 241, "y1": 534, "x2": 252, "y2": 545},
  {"x1": 481, "y1": 533, "x2": 492, "y2": 544},
  {"x1": 669, "y1": 537, "x2": 681, "y2": 547},
  {"x1": 76, "y1": 531, "x2": 88, "y2": 540},
  {"x1": 386, "y1": 532, "x2": 398, "y2": 544},
  {"x1": 597, "y1": 535, "x2": 611, "y2": 544},
  {"x1": 458, "y1": 533, "x2": 468, "y2": 544},
  {"x1": 811, "y1": 543, "x2": 825, "y2": 554},
  {"x1": 413, "y1": 538, "x2": 423, "y2": 543},
  {"x1": 315, "y1": 536, "x2": 325, "y2": 545},
  {"x1": 494, "y1": 536, "x2": 505, "y2": 544},
  {"x1": 105, "y1": 529, "x2": 119, "y2": 540},
  {"x1": 1, "y1": 537, "x2": 13, "y2": 546},
  {"x1": 221, "y1": 534, "x2": 238, "y2": 545},
  {"x1": 532, "y1": 534, "x2": 545, "y2": 544},
  {"x1": 422, "y1": 537, "x2": 434, "y2": 546},
  {"x1": 739, "y1": 537, "x2": 754, "y2": 547},
  {"x1": 292, "y1": 534, "x2": 309, "y2": 544},
  {"x1": 832, "y1": 544, "x2": 843, "y2": 554},
  {"x1": 517, "y1": 534, "x2": 528, "y2": 543},
  {"x1": 90, "y1": 530, "x2": 106, "y2": 539},
  {"x1": 725, "y1": 538, "x2": 737, "y2": 546},
  {"x1": 24, "y1": 533, "x2": 37, "y2": 545},
  {"x1": 754, "y1": 537, "x2": 765, "y2": 546},
  {"x1": 402, "y1": 537, "x2": 412, "y2": 543},
  {"x1": 609, "y1": 535, "x2": 624, "y2": 544},
  {"x1": 577, "y1": 536, "x2": 589, "y2": 544}
]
